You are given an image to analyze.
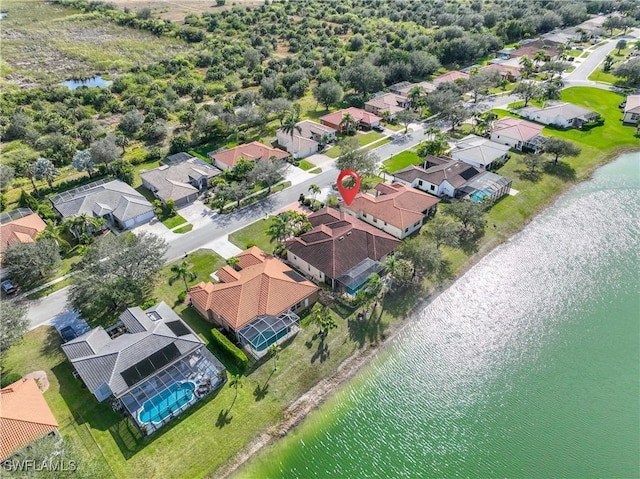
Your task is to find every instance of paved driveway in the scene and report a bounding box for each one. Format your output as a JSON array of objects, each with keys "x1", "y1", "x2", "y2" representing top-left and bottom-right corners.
[
  {"x1": 178, "y1": 199, "x2": 217, "y2": 230},
  {"x1": 133, "y1": 217, "x2": 172, "y2": 237}
]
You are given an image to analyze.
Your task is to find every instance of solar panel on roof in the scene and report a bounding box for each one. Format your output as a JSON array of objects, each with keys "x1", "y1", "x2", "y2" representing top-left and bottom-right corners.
[
  {"x1": 166, "y1": 321, "x2": 191, "y2": 337},
  {"x1": 120, "y1": 343, "x2": 181, "y2": 387},
  {"x1": 283, "y1": 270, "x2": 306, "y2": 283}
]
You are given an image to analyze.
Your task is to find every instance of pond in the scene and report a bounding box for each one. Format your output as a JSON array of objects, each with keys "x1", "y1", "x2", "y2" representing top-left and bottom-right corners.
[{"x1": 60, "y1": 76, "x2": 112, "y2": 90}]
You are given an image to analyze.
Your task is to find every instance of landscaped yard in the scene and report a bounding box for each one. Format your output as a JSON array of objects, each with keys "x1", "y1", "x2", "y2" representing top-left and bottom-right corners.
[
  {"x1": 228, "y1": 217, "x2": 276, "y2": 253},
  {"x1": 355, "y1": 131, "x2": 384, "y2": 146},
  {"x1": 161, "y1": 214, "x2": 187, "y2": 229},
  {"x1": 298, "y1": 159, "x2": 315, "y2": 171},
  {"x1": 324, "y1": 145, "x2": 341, "y2": 158},
  {"x1": 382, "y1": 150, "x2": 423, "y2": 173},
  {"x1": 364, "y1": 136, "x2": 393, "y2": 152}
]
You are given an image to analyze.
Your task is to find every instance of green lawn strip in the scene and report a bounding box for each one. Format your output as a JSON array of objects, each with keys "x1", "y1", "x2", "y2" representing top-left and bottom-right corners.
[
  {"x1": 363, "y1": 136, "x2": 393, "y2": 152},
  {"x1": 161, "y1": 214, "x2": 187, "y2": 229},
  {"x1": 324, "y1": 146, "x2": 341, "y2": 158},
  {"x1": 587, "y1": 68, "x2": 620, "y2": 84},
  {"x1": 356, "y1": 131, "x2": 384, "y2": 146},
  {"x1": 26, "y1": 277, "x2": 72, "y2": 300},
  {"x1": 383, "y1": 123, "x2": 404, "y2": 132},
  {"x1": 188, "y1": 149, "x2": 212, "y2": 163},
  {"x1": 383, "y1": 150, "x2": 423, "y2": 173},
  {"x1": 309, "y1": 167, "x2": 322, "y2": 174},
  {"x1": 174, "y1": 224, "x2": 194, "y2": 234},
  {"x1": 228, "y1": 218, "x2": 276, "y2": 252},
  {"x1": 298, "y1": 159, "x2": 315, "y2": 171}
]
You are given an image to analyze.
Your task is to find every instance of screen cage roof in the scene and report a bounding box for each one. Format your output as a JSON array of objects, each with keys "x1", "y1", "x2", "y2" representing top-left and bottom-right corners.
[
  {"x1": 237, "y1": 311, "x2": 299, "y2": 353},
  {"x1": 337, "y1": 257, "x2": 381, "y2": 291}
]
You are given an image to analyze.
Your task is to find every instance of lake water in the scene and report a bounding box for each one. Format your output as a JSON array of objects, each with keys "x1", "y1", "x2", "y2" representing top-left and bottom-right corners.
[
  {"x1": 60, "y1": 76, "x2": 112, "y2": 90},
  {"x1": 237, "y1": 152, "x2": 640, "y2": 479}
]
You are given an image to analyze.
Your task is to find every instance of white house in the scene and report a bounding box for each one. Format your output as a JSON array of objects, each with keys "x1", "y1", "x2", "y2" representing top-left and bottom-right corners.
[
  {"x1": 339, "y1": 183, "x2": 440, "y2": 239},
  {"x1": 519, "y1": 102, "x2": 599, "y2": 129},
  {"x1": 276, "y1": 120, "x2": 336, "y2": 159},
  {"x1": 490, "y1": 117, "x2": 545, "y2": 152},
  {"x1": 623, "y1": 95, "x2": 640, "y2": 124},
  {"x1": 449, "y1": 135, "x2": 511, "y2": 170},
  {"x1": 393, "y1": 160, "x2": 484, "y2": 198}
]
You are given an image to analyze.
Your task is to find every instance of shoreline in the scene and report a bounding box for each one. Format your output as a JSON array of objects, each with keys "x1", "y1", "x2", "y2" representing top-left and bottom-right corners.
[{"x1": 216, "y1": 146, "x2": 639, "y2": 479}]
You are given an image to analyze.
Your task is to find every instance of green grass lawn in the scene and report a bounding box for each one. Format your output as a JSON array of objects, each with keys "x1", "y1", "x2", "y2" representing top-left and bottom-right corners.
[
  {"x1": 363, "y1": 136, "x2": 393, "y2": 152},
  {"x1": 383, "y1": 123, "x2": 404, "y2": 131},
  {"x1": 228, "y1": 217, "x2": 276, "y2": 252},
  {"x1": 298, "y1": 159, "x2": 315, "y2": 171},
  {"x1": 356, "y1": 131, "x2": 384, "y2": 146},
  {"x1": 161, "y1": 214, "x2": 187, "y2": 229},
  {"x1": 382, "y1": 150, "x2": 423, "y2": 173},
  {"x1": 324, "y1": 145, "x2": 341, "y2": 158},
  {"x1": 588, "y1": 68, "x2": 621, "y2": 84},
  {"x1": 309, "y1": 167, "x2": 322, "y2": 174},
  {"x1": 174, "y1": 224, "x2": 193, "y2": 234}
]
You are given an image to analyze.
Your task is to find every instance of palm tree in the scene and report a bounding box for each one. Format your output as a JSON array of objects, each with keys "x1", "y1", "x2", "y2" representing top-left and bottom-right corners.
[
  {"x1": 267, "y1": 214, "x2": 289, "y2": 245},
  {"x1": 226, "y1": 256, "x2": 240, "y2": 269},
  {"x1": 229, "y1": 373, "x2": 243, "y2": 407},
  {"x1": 62, "y1": 214, "x2": 106, "y2": 241},
  {"x1": 379, "y1": 165, "x2": 390, "y2": 181},
  {"x1": 424, "y1": 126, "x2": 441, "y2": 140},
  {"x1": 37, "y1": 220, "x2": 70, "y2": 251},
  {"x1": 519, "y1": 55, "x2": 534, "y2": 78},
  {"x1": 281, "y1": 113, "x2": 301, "y2": 139},
  {"x1": 269, "y1": 344, "x2": 281, "y2": 371},
  {"x1": 407, "y1": 86, "x2": 426, "y2": 110},
  {"x1": 339, "y1": 112, "x2": 357, "y2": 135},
  {"x1": 533, "y1": 50, "x2": 549, "y2": 69},
  {"x1": 33, "y1": 157, "x2": 59, "y2": 190},
  {"x1": 168, "y1": 260, "x2": 197, "y2": 294},
  {"x1": 311, "y1": 305, "x2": 336, "y2": 339},
  {"x1": 476, "y1": 112, "x2": 497, "y2": 136},
  {"x1": 308, "y1": 184, "x2": 321, "y2": 201}
]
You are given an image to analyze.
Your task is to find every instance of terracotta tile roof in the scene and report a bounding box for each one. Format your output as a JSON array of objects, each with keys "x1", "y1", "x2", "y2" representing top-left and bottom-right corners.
[
  {"x1": 286, "y1": 208, "x2": 400, "y2": 279},
  {"x1": 0, "y1": 378, "x2": 58, "y2": 461},
  {"x1": 491, "y1": 117, "x2": 544, "y2": 142},
  {"x1": 482, "y1": 63, "x2": 522, "y2": 77},
  {"x1": 189, "y1": 247, "x2": 317, "y2": 331},
  {"x1": 319, "y1": 107, "x2": 382, "y2": 127},
  {"x1": 208, "y1": 142, "x2": 289, "y2": 169},
  {"x1": 364, "y1": 93, "x2": 409, "y2": 115},
  {"x1": 433, "y1": 71, "x2": 470, "y2": 85},
  {"x1": 0, "y1": 213, "x2": 46, "y2": 255},
  {"x1": 342, "y1": 183, "x2": 440, "y2": 230}
]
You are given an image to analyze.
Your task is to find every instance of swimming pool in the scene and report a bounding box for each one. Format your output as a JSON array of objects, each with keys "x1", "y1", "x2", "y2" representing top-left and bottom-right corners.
[{"x1": 138, "y1": 381, "x2": 195, "y2": 425}]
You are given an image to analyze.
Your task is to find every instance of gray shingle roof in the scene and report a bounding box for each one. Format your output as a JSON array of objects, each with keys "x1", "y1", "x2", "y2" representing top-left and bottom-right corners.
[
  {"x1": 394, "y1": 161, "x2": 483, "y2": 189},
  {"x1": 61, "y1": 302, "x2": 203, "y2": 399},
  {"x1": 50, "y1": 180, "x2": 153, "y2": 224},
  {"x1": 140, "y1": 158, "x2": 221, "y2": 203}
]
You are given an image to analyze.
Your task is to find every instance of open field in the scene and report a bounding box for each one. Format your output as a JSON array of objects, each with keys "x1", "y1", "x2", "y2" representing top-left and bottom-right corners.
[
  {"x1": 106, "y1": 0, "x2": 264, "y2": 22},
  {"x1": 0, "y1": 0, "x2": 191, "y2": 86}
]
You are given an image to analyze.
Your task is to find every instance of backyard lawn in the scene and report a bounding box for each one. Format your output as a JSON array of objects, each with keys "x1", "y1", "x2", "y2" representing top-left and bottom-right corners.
[
  {"x1": 161, "y1": 214, "x2": 187, "y2": 229},
  {"x1": 382, "y1": 150, "x2": 423, "y2": 173}
]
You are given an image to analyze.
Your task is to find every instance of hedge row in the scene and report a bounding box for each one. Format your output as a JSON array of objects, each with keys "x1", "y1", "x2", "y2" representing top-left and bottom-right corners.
[{"x1": 211, "y1": 328, "x2": 248, "y2": 371}]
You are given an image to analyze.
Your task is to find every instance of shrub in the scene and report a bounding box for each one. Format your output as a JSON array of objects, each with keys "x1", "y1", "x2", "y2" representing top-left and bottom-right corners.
[
  {"x1": 0, "y1": 372, "x2": 22, "y2": 388},
  {"x1": 211, "y1": 328, "x2": 248, "y2": 371}
]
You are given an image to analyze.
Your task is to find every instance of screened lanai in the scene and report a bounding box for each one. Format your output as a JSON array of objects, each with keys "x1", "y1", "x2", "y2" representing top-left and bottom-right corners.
[
  {"x1": 336, "y1": 258, "x2": 382, "y2": 296},
  {"x1": 117, "y1": 348, "x2": 225, "y2": 435},
  {"x1": 237, "y1": 311, "x2": 300, "y2": 358}
]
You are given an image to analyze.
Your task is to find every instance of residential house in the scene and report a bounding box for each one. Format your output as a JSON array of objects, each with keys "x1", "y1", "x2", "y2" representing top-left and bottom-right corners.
[
  {"x1": 0, "y1": 378, "x2": 59, "y2": 461},
  {"x1": 340, "y1": 182, "x2": 440, "y2": 239},
  {"x1": 450, "y1": 135, "x2": 511, "y2": 170},
  {"x1": 519, "y1": 102, "x2": 599, "y2": 129},
  {"x1": 50, "y1": 179, "x2": 154, "y2": 231},
  {"x1": 61, "y1": 302, "x2": 225, "y2": 435},
  {"x1": 189, "y1": 247, "x2": 318, "y2": 357},
  {"x1": 319, "y1": 107, "x2": 382, "y2": 132},
  {"x1": 459, "y1": 171, "x2": 513, "y2": 203},
  {"x1": 389, "y1": 81, "x2": 436, "y2": 97},
  {"x1": 0, "y1": 208, "x2": 46, "y2": 259},
  {"x1": 433, "y1": 71, "x2": 470, "y2": 85},
  {"x1": 622, "y1": 95, "x2": 640, "y2": 124},
  {"x1": 511, "y1": 40, "x2": 559, "y2": 59},
  {"x1": 364, "y1": 93, "x2": 411, "y2": 118},
  {"x1": 286, "y1": 208, "x2": 400, "y2": 295},
  {"x1": 481, "y1": 63, "x2": 522, "y2": 82},
  {"x1": 208, "y1": 142, "x2": 289, "y2": 170},
  {"x1": 490, "y1": 117, "x2": 545, "y2": 152},
  {"x1": 276, "y1": 120, "x2": 337, "y2": 159},
  {"x1": 141, "y1": 155, "x2": 221, "y2": 206},
  {"x1": 393, "y1": 159, "x2": 484, "y2": 198}
]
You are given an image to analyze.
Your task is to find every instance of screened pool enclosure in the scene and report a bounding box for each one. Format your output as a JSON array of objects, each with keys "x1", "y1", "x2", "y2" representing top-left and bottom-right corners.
[
  {"x1": 115, "y1": 348, "x2": 225, "y2": 435},
  {"x1": 237, "y1": 310, "x2": 300, "y2": 358}
]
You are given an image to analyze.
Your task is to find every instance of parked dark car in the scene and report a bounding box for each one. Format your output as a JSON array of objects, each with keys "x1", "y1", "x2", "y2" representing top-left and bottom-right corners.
[
  {"x1": 59, "y1": 325, "x2": 78, "y2": 343},
  {"x1": 1, "y1": 280, "x2": 17, "y2": 295},
  {"x1": 372, "y1": 124, "x2": 385, "y2": 132}
]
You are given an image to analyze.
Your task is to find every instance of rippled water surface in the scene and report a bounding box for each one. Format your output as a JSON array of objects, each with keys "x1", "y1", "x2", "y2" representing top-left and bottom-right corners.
[{"x1": 238, "y1": 153, "x2": 640, "y2": 479}]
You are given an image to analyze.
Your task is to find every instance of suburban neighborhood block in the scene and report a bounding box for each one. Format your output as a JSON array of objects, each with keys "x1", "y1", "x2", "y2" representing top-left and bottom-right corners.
[{"x1": 208, "y1": 142, "x2": 290, "y2": 170}]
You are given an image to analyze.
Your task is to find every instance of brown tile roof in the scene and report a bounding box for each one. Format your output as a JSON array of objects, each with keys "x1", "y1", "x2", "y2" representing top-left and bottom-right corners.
[
  {"x1": 433, "y1": 71, "x2": 470, "y2": 85},
  {"x1": 319, "y1": 107, "x2": 382, "y2": 127},
  {"x1": 208, "y1": 142, "x2": 289, "y2": 169},
  {"x1": 286, "y1": 208, "x2": 400, "y2": 279},
  {"x1": 0, "y1": 213, "x2": 46, "y2": 255},
  {"x1": 491, "y1": 117, "x2": 544, "y2": 142},
  {"x1": 0, "y1": 378, "x2": 58, "y2": 461},
  {"x1": 342, "y1": 183, "x2": 440, "y2": 230},
  {"x1": 512, "y1": 41, "x2": 558, "y2": 59},
  {"x1": 189, "y1": 247, "x2": 317, "y2": 331},
  {"x1": 364, "y1": 93, "x2": 409, "y2": 115}
]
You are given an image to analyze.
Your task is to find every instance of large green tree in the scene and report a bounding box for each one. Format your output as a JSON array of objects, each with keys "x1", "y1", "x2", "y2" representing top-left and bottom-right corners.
[
  {"x1": 68, "y1": 232, "x2": 168, "y2": 325},
  {"x1": 543, "y1": 138, "x2": 581, "y2": 164},
  {"x1": 340, "y1": 61, "x2": 385, "y2": 96},
  {"x1": 313, "y1": 81, "x2": 344, "y2": 110},
  {"x1": 4, "y1": 239, "x2": 61, "y2": 288},
  {"x1": 0, "y1": 300, "x2": 28, "y2": 359},
  {"x1": 335, "y1": 138, "x2": 377, "y2": 177}
]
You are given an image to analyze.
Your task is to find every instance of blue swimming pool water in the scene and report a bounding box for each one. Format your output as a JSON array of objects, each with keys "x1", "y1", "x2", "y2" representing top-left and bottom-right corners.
[{"x1": 138, "y1": 382, "x2": 195, "y2": 424}]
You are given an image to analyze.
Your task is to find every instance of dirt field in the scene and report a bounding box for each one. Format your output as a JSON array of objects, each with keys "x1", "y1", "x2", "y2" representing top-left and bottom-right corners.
[{"x1": 106, "y1": 0, "x2": 264, "y2": 22}]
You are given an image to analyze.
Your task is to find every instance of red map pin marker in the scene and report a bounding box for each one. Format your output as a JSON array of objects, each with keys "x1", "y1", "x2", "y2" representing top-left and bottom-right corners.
[{"x1": 337, "y1": 169, "x2": 361, "y2": 206}]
